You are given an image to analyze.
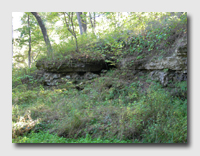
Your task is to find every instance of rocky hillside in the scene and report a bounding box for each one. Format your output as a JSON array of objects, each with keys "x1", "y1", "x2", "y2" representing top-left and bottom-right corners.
[
  {"x1": 12, "y1": 12, "x2": 187, "y2": 143},
  {"x1": 35, "y1": 34, "x2": 187, "y2": 90}
]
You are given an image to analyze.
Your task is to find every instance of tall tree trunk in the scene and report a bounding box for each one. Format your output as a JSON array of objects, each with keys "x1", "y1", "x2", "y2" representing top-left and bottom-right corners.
[
  {"x1": 81, "y1": 12, "x2": 87, "y2": 33},
  {"x1": 76, "y1": 12, "x2": 83, "y2": 35},
  {"x1": 31, "y1": 12, "x2": 53, "y2": 58},
  {"x1": 76, "y1": 12, "x2": 87, "y2": 35},
  {"x1": 28, "y1": 15, "x2": 31, "y2": 68}
]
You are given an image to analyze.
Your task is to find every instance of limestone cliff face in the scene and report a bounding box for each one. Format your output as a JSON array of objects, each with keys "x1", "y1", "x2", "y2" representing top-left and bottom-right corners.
[
  {"x1": 144, "y1": 37, "x2": 187, "y2": 72},
  {"x1": 36, "y1": 58, "x2": 105, "y2": 73},
  {"x1": 42, "y1": 72, "x2": 99, "y2": 86},
  {"x1": 36, "y1": 36, "x2": 187, "y2": 87},
  {"x1": 118, "y1": 36, "x2": 187, "y2": 86},
  {"x1": 36, "y1": 57, "x2": 104, "y2": 86}
]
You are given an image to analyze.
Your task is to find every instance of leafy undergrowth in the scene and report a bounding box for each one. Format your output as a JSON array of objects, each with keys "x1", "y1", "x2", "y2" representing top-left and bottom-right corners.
[
  {"x1": 38, "y1": 12, "x2": 187, "y2": 67},
  {"x1": 12, "y1": 131, "x2": 132, "y2": 143},
  {"x1": 12, "y1": 67, "x2": 187, "y2": 143}
]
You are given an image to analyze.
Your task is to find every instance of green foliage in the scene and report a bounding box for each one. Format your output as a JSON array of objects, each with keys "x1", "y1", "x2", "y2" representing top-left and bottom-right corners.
[
  {"x1": 13, "y1": 13, "x2": 46, "y2": 67},
  {"x1": 12, "y1": 66, "x2": 39, "y2": 89},
  {"x1": 13, "y1": 90, "x2": 37, "y2": 105},
  {"x1": 12, "y1": 131, "x2": 132, "y2": 143},
  {"x1": 136, "y1": 55, "x2": 143, "y2": 60},
  {"x1": 12, "y1": 12, "x2": 187, "y2": 143},
  {"x1": 163, "y1": 68, "x2": 169, "y2": 72},
  {"x1": 175, "y1": 81, "x2": 187, "y2": 92},
  {"x1": 136, "y1": 83, "x2": 187, "y2": 143}
]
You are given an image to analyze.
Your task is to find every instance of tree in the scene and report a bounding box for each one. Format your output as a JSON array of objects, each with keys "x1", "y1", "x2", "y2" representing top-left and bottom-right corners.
[
  {"x1": 63, "y1": 12, "x2": 79, "y2": 52},
  {"x1": 28, "y1": 14, "x2": 31, "y2": 68},
  {"x1": 76, "y1": 12, "x2": 83, "y2": 35},
  {"x1": 14, "y1": 13, "x2": 34, "y2": 67},
  {"x1": 12, "y1": 16, "x2": 13, "y2": 68},
  {"x1": 15, "y1": 13, "x2": 46, "y2": 67},
  {"x1": 31, "y1": 12, "x2": 54, "y2": 58},
  {"x1": 81, "y1": 12, "x2": 87, "y2": 33},
  {"x1": 89, "y1": 12, "x2": 96, "y2": 35},
  {"x1": 76, "y1": 12, "x2": 87, "y2": 35}
]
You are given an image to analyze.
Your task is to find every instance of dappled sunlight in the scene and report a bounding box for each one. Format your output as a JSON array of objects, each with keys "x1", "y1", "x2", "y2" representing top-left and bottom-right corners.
[{"x1": 12, "y1": 110, "x2": 41, "y2": 139}]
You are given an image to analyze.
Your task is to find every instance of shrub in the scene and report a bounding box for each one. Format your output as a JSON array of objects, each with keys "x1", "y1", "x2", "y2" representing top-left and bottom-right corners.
[{"x1": 12, "y1": 131, "x2": 132, "y2": 143}]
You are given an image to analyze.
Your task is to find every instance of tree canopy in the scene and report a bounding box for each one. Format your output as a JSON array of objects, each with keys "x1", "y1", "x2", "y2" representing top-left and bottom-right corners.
[{"x1": 12, "y1": 12, "x2": 187, "y2": 68}]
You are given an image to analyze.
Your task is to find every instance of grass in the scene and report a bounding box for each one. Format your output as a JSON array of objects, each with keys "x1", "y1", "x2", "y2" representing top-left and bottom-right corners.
[
  {"x1": 12, "y1": 67, "x2": 187, "y2": 143},
  {"x1": 12, "y1": 131, "x2": 133, "y2": 143}
]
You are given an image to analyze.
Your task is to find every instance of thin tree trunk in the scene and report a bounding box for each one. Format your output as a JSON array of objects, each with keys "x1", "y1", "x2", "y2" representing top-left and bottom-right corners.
[
  {"x1": 31, "y1": 12, "x2": 53, "y2": 58},
  {"x1": 64, "y1": 12, "x2": 79, "y2": 52},
  {"x1": 89, "y1": 12, "x2": 95, "y2": 35},
  {"x1": 70, "y1": 13, "x2": 79, "y2": 52},
  {"x1": 117, "y1": 12, "x2": 120, "y2": 27},
  {"x1": 93, "y1": 12, "x2": 96, "y2": 28},
  {"x1": 89, "y1": 12, "x2": 93, "y2": 28},
  {"x1": 28, "y1": 15, "x2": 31, "y2": 68}
]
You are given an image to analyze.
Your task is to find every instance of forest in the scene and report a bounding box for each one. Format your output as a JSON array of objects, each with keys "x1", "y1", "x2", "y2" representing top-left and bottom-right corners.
[{"x1": 12, "y1": 12, "x2": 187, "y2": 143}]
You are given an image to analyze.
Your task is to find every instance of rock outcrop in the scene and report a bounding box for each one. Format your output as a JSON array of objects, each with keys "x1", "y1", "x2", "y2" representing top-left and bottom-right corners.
[
  {"x1": 144, "y1": 37, "x2": 187, "y2": 72},
  {"x1": 118, "y1": 36, "x2": 187, "y2": 86},
  {"x1": 42, "y1": 72, "x2": 99, "y2": 86},
  {"x1": 36, "y1": 36, "x2": 187, "y2": 87},
  {"x1": 36, "y1": 58, "x2": 105, "y2": 73}
]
